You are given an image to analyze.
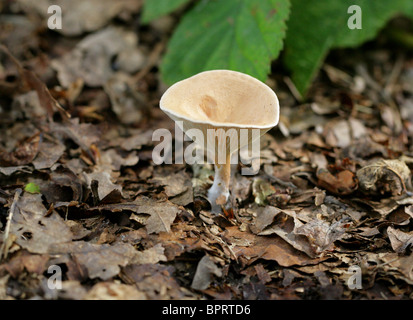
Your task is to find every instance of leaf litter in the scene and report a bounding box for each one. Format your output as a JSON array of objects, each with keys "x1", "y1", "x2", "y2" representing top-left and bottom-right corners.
[{"x1": 1, "y1": 2, "x2": 413, "y2": 300}]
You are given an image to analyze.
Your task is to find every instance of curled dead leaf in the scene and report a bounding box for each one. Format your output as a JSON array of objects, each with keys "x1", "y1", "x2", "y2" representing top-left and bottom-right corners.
[
  {"x1": 0, "y1": 133, "x2": 41, "y2": 167},
  {"x1": 252, "y1": 178, "x2": 276, "y2": 205},
  {"x1": 357, "y1": 159, "x2": 411, "y2": 196},
  {"x1": 191, "y1": 255, "x2": 222, "y2": 291},
  {"x1": 317, "y1": 168, "x2": 357, "y2": 195},
  {"x1": 387, "y1": 226, "x2": 413, "y2": 253}
]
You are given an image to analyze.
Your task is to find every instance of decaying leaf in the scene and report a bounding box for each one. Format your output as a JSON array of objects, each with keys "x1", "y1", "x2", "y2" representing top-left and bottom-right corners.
[
  {"x1": 294, "y1": 218, "x2": 349, "y2": 253},
  {"x1": 84, "y1": 170, "x2": 122, "y2": 202},
  {"x1": 85, "y1": 282, "x2": 146, "y2": 300},
  {"x1": 357, "y1": 159, "x2": 411, "y2": 196},
  {"x1": 104, "y1": 72, "x2": 147, "y2": 125},
  {"x1": 100, "y1": 148, "x2": 139, "y2": 171},
  {"x1": 0, "y1": 275, "x2": 11, "y2": 300},
  {"x1": 133, "y1": 243, "x2": 167, "y2": 265},
  {"x1": 251, "y1": 206, "x2": 283, "y2": 233},
  {"x1": 0, "y1": 133, "x2": 41, "y2": 167},
  {"x1": 251, "y1": 205, "x2": 350, "y2": 256},
  {"x1": 120, "y1": 264, "x2": 193, "y2": 300},
  {"x1": 324, "y1": 118, "x2": 367, "y2": 148},
  {"x1": 50, "y1": 118, "x2": 101, "y2": 162},
  {"x1": 17, "y1": 0, "x2": 142, "y2": 36},
  {"x1": 130, "y1": 197, "x2": 180, "y2": 234},
  {"x1": 191, "y1": 255, "x2": 222, "y2": 291},
  {"x1": 32, "y1": 140, "x2": 66, "y2": 170},
  {"x1": 379, "y1": 253, "x2": 413, "y2": 285},
  {"x1": 150, "y1": 170, "x2": 189, "y2": 198},
  {"x1": 49, "y1": 241, "x2": 137, "y2": 280},
  {"x1": 387, "y1": 226, "x2": 413, "y2": 253},
  {"x1": 146, "y1": 205, "x2": 179, "y2": 234},
  {"x1": 2, "y1": 250, "x2": 49, "y2": 277},
  {"x1": 0, "y1": 165, "x2": 32, "y2": 176},
  {"x1": 10, "y1": 193, "x2": 73, "y2": 254},
  {"x1": 252, "y1": 178, "x2": 276, "y2": 205},
  {"x1": 316, "y1": 168, "x2": 357, "y2": 195},
  {"x1": 252, "y1": 208, "x2": 317, "y2": 258},
  {"x1": 223, "y1": 226, "x2": 324, "y2": 267},
  {"x1": 52, "y1": 26, "x2": 144, "y2": 87}
]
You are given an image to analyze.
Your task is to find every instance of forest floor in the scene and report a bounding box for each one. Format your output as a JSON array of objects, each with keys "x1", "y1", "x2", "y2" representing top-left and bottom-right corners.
[{"x1": 1, "y1": 1, "x2": 413, "y2": 300}]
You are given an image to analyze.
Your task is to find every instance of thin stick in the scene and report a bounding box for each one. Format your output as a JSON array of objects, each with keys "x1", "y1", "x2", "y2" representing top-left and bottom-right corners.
[
  {"x1": 133, "y1": 41, "x2": 166, "y2": 82},
  {"x1": 0, "y1": 188, "x2": 22, "y2": 261},
  {"x1": 0, "y1": 45, "x2": 70, "y2": 120},
  {"x1": 384, "y1": 55, "x2": 404, "y2": 95},
  {"x1": 284, "y1": 76, "x2": 303, "y2": 102}
]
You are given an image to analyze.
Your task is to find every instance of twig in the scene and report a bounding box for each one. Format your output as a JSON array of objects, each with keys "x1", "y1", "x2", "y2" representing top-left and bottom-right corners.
[
  {"x1": 265, "y1": 171, "x2": 298, "y2": 189},
  {"x1": 384, "y1": 55, "x2": 404, "y2": 95},
  {"x1": 133, "y1": 41, "x2": 166, "y2": 83},
  {"x1": 284, "y1": 76, "x2": 303, "y2": 102},
  {"x1": 355, "y1": 64, "x2": 382, "y2": 92},
  {"x1": 0, "y1": 188, "x2": 22, "y2": 261},
  {"x1": 386, "y1": 166, "x2": 410, "y2": 196},
  {"x1": 0, "y1": 45, "x2": 70, "y2": 120}
]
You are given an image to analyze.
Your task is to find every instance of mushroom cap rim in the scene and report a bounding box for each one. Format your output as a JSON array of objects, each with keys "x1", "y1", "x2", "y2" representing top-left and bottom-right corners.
[{"x1": 160, "y1": 70, "x2": 280, "y2": 130}]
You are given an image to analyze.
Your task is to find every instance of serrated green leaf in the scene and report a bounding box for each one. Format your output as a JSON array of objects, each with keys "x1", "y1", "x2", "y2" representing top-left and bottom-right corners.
[
  {"x1": 142, "y1": 0, "x2": 191, "y2": 23},
  {"x1": 284, "y1": 0, "x2": 413, "y2": 97},
  {"x1": 161, "y1": 0, "x2": 290, "y2": 85},
  {"x1": 24, "y1": 182, "x2": 40, "y2": 194}
]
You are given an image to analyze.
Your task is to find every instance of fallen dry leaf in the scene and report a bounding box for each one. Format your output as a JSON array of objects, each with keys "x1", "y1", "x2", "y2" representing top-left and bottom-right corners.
[
  {"x1": 17, "y1": 0, "x2": 142, "y2": 36},
  {"x1": 251, "y1": 207, "x2": 318, "y2": 257},
  {"x1": 317, "y1": 168, "x2": 357, "y2": 195},
  {"x1": 84, "y1": 282, "x2": 146, "y2": 300},
  {"x1": 52, "y1": 26, "x2": 144, "y2": 87},
  {"x1": 50, "y1": 118, "x2": 101, "y2": 162},
  {"x1": 10, "y1": 193, "x2": 73, "y2": 254},
  {"x1": 191, "y1": 255, "x2": 222, "y2": 291},
  {"x1": 252, "y1": 178, "x2": 276, "y2": 205},
  {"x1": 150, "y1": 170, "x2": 189, "y2": 198},
  {"x1": 387, "y1": 226, "x2": 413, "y2": 253},
  {"x1": 49, "y1": 241, "x2": 137, "y2": 280},
  {"x1": 32, "y1": 140, "x2": 66, "y2": 170},
  {"x1": 104, "y1": 72, "x2": 147, "y2": 125},
  {"x1": 0, "y1": 275, "x2": 11, "y2": 300},
  {"x1": 294, "y1": 218, "x2": 349, "y2": 254},
  {"x1": 223, "y1": 226, "x2": 324, "y2": 267},
  {"x1": 133, "y1": 243, "x2": 167, "y2": 265},
  {"x1": 3, "y1": 250, "x2": 49, "y2": 277},
  {"x1": 120, "y1": 264, "x2": 193, "y2": 300},
  {"x1": 84, "y1": 169, "x2": 122, "y2": 202},
  {"x1": 130, "y1": 197, "x2": 180, "y2": 234},
  {"x1": 357, "y1": 159, "x2": 411, "y2": 196},
  {"x1": 99, "y1": 148, "x2": 139, "y2": 171},
  {"x1": 0, "y1": 133, "x2": 41, "y2": 167},
  {"x1": 251, "y1": 206, "x2": 283, "y2": 233}
]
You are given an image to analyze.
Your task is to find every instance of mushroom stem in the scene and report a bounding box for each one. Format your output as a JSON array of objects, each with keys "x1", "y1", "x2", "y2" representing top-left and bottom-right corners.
[{"x1": 208, "y1": 154, "x2": 232, "y2": 213}]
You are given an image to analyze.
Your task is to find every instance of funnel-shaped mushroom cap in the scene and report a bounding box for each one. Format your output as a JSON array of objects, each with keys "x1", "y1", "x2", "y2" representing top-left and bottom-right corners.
[{"x1": 160, "y1": 70, "x2": 279, "y2": 158}]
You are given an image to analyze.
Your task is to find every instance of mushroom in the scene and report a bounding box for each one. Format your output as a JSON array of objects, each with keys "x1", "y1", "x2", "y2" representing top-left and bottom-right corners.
[{"x1": 160, "y1": 70, "x2": 279, "y2": 213}]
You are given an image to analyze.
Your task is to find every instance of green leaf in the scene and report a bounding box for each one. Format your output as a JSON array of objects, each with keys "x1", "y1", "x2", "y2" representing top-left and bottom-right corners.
[
  {"x1": 284, "y1": 0, "x2": 413, "y2": 97},
  {"x1": 161, "y1": 0, "x2": 290, "y2": 85},
  {"x1": 24, "y1": 182, "x2": 40, "y2": 194},
  {"x1": 142, "y1": 0, "x2": 191, "y2": 23}
]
